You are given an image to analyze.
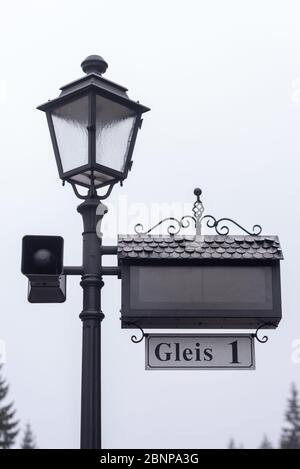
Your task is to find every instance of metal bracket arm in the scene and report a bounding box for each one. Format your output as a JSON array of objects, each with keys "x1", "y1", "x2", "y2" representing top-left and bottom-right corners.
[
  {"x1": 63, "y1": 266, "x2": 83, "y2": 275},
  {"x1": 63, "y1": 265, "x2": 120, "y2": 277},
  {"x1": 100, "y1": 267, "x2": 121, "y2": 276},
  {"x1": 101, "y1": 246, "x2": 118, "y2": 255}
]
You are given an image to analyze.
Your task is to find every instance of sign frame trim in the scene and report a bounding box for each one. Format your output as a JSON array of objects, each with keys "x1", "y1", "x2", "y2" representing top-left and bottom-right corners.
[{"x1": 145, "y1": 333, "x2": 255, "y2": 371}]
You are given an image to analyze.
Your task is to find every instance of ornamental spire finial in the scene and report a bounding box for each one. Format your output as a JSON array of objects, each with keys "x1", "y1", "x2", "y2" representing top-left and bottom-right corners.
[{"x1": 192, "y1": 188, "x2": 204, "y2": 237}]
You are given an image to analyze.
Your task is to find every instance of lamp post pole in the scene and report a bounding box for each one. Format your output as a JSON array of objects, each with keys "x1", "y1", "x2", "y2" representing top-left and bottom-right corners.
[
  {"x1": 77, "y1": 188, "x2": 107, "y2": 449},
  {"x1": 32, "y1": 54, "x2": 149, "y2": 448}
]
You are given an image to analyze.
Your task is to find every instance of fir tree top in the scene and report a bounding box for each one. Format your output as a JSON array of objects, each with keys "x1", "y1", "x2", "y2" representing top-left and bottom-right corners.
[
  {"x1": 280, "y1": 383, "x2": 300, "y2": 449},
  {"x1": 259, "y1": 434, "x2": 273, "y2": 449},
  {"x1": 21, "y1": 423, "x2": 36, "y2": 449},
  {"x1": 0, "y1": 364, "x2": 19, "y2": 449}
]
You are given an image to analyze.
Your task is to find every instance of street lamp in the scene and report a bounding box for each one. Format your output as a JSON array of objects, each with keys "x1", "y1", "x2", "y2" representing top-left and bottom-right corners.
[
  {"x1": 38, "y1": 54, "x2": 149, "y2": 191},
  {"x1": 22, "y1": 54, "x2": 283, "y2": 449},
  {"x1": 35, "y1": 55, "x2": 149, "y2": 449}
]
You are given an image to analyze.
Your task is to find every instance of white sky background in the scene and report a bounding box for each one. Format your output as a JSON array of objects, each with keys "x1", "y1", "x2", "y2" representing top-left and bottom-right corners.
[{"x1": 0, "y1": 0, "x2": 300, "y2": 449}]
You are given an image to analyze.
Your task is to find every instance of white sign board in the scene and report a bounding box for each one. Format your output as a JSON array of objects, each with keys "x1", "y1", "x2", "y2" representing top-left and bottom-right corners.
[{"x1": 145, "y1": 334, "x2": 255, "y2": 370}]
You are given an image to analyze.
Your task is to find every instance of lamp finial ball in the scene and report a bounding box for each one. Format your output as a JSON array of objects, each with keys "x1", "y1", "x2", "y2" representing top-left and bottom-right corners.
[{"x1": 81, "y1": 55, "x2": 108, "y2": 75}]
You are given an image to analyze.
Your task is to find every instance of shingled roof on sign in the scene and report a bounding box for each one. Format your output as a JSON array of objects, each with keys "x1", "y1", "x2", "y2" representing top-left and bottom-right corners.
[{"x1": 117, "y1": 235, "x2": 283, "y2": 261}]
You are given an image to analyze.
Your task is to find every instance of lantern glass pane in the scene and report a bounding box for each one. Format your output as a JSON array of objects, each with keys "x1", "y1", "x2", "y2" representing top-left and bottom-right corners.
[
  {"x1": 52, "y1": 96, "x2": 89, "y2": 173},
  {"x1": 96, "y1": 95, "x2": 136, "y2": 173}
]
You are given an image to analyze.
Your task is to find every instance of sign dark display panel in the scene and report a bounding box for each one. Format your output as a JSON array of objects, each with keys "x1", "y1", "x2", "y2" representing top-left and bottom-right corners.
[
  {"x1": 131, "y1": 265, "x2": 272, "y2": 310},
  {"x1": 121, "y1": 263, "x2": 281, "y2": 328},
  {"x1": 118, "y1": 235, "x2": 283, "y2": 329}
]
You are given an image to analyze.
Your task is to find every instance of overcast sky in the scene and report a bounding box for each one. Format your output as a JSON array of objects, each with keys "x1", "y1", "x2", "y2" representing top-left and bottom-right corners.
[{"x1": 1, "y1": 0, "x2": 300, "y2": 449}]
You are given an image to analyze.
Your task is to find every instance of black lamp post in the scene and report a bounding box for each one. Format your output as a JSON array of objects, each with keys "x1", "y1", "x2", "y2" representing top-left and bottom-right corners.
[{"x1": 37, "y1": 55, "x2": 150, "y2": 449}]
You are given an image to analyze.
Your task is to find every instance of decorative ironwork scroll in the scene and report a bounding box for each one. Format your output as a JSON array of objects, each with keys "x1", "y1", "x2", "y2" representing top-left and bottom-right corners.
[
  {"x1": 253, "y1": 323, "x2": 276, "y2": 344},
  {"x1": 134, "y1": 188, "x2": 262, "y2": 237},
  {"x1": 134, "y1": 215, "x2": 195, "y2": 237},
  {"x1": 123, "y1": 321, "x2": 147, "y2": 344}
]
